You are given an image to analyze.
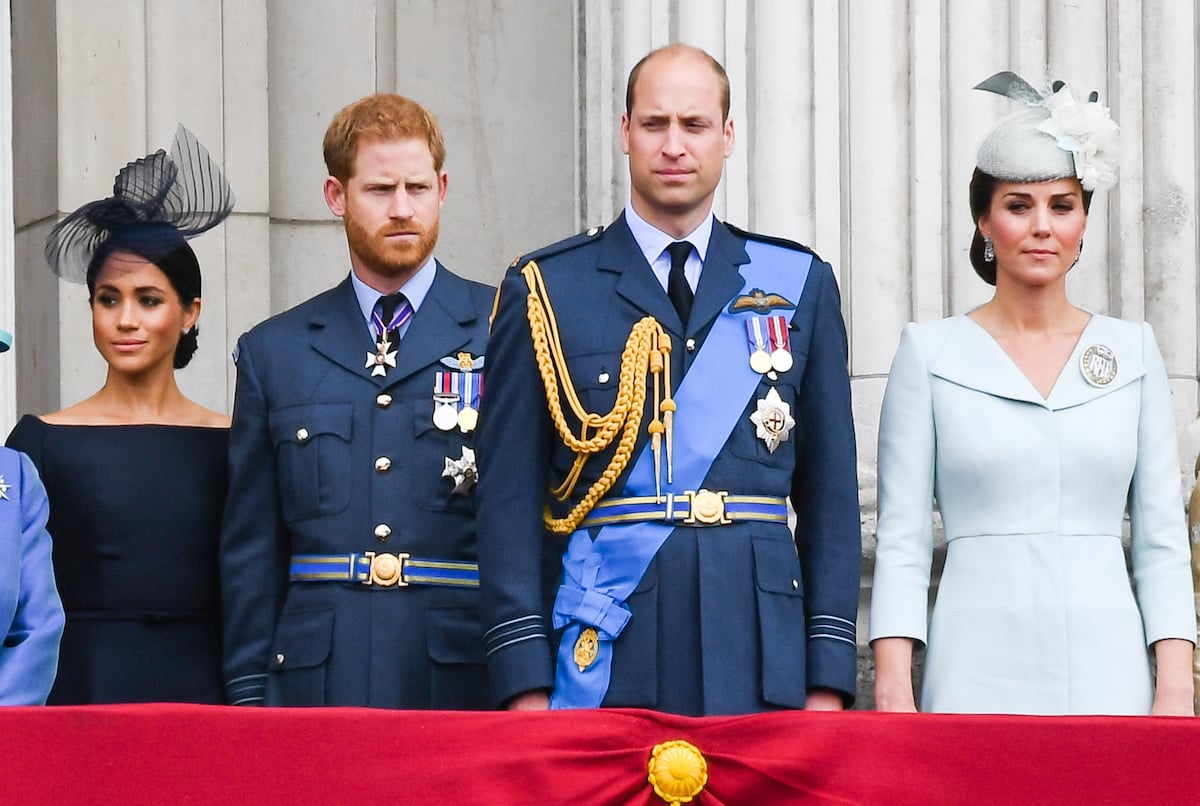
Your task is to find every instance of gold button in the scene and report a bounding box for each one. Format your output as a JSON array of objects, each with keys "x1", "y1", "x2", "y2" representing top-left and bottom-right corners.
[
  {"x1": 376, "y1": 393, "x2": 392, "y2": 408},
  {"x1": 275, "y1": 653, "x2": 285, "y2": 666},
  {"x1": 598, "y1": 371, "x2": 610, "y2": 384},
  {"x1": 685, "y1": 338, "x2": 696, "y2": 352},
  {"x1": 374, "y1": 523, "x2": 392, "y2": 540},
  {"x1": 375, "y1": 456, "x2": 392, "y2": 472},
  {"x1": 295, "y1": 427, "x2": 310, "y2": 443}
]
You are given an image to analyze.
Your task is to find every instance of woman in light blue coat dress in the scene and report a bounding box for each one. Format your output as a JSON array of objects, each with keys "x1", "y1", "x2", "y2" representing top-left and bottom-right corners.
[
  {"x1": 0, "y1": 328, "x2": 65, "y2": 704},
  {"x1": 870, "y1": 73, "x2": 1195, "y2": 715}
]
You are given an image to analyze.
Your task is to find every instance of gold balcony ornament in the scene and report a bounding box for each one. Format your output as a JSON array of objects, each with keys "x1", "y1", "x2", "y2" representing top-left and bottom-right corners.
[{"x1": 647, "y1": 739, "x2": 707, "y2": 804}]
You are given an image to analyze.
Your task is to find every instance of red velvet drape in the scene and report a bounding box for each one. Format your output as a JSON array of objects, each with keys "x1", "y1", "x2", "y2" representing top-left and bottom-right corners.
[{"x1": 1, "y1": 705, "x2": 1196, "y2": 804}]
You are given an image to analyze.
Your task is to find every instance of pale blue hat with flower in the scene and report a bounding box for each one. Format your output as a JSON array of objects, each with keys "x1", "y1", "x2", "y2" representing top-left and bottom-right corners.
[{"x1": 975, "y1": 71, "x2": 1119, "y2": 192}]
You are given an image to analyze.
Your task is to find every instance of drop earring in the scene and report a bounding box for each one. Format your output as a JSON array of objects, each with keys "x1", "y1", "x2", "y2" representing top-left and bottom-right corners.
[{"x1": 983, "y1": 236, "x2": 994, "y2": 263}]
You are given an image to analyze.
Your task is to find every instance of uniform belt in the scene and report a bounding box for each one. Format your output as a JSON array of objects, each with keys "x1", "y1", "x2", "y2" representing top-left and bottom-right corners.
[
  {"x1": 579, "y1": 490, "x2": 788, "y2": 528},
  {"x1": 289, "y1": 552, "x2": 479, "y2": 588}
]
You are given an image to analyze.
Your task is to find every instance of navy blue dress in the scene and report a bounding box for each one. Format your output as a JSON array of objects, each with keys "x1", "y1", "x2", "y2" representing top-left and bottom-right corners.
[{"x1": 6, "y1": 416, "x2": 227, "y2": 704}]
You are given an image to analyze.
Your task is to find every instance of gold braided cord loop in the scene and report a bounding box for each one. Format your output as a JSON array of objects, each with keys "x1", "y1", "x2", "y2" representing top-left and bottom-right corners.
[{"x1": 521, "y1": 260, "x2": 673, "y2": 535}]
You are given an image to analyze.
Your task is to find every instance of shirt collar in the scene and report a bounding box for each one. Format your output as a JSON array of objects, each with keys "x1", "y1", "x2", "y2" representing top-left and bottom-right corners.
[
  {"x1": 623, "y1": 202, "x2": 713, "y2": 266},
  {"x1": 349, "y1": 255, "x2": 437, "y2": 328}
]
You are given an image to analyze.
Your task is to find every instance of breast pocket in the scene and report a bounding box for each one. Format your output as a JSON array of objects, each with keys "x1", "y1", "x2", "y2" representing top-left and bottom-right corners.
[
  {"x1": 565, "y1": 350, "x2": 623, "y2": 417},
  {"x1": 269, "y1": 402, "x2": 354, "y2": 522},
  {"x1": 728, "y1": 380, "x2": 802, "y2": 470},
  {"x1": 412, "y1": 406, "x2": 477, "y2": 514}
]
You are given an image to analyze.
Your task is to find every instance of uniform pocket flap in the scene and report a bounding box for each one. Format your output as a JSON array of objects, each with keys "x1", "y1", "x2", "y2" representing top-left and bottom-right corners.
[
  {"x1": 753, "y1": 537, "x2": 804, "y2": 596},
  {"x1": 271, "y1": 607, "x2": 334, "y2": 669},
  {"x1": 425, "y1": 608, "x2": 487, "y2": 664},
  {"x1": 268, "y1": 402, "x2": 354, "y2": 446}
]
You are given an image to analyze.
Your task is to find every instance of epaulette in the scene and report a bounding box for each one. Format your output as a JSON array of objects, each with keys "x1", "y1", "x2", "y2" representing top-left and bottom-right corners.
[
  {"x1": 508, "y1": 224, "x2": 606, "y2": 269},
  {"x1": 722, "y1": 222, "x2": 823, "y2": 264}
]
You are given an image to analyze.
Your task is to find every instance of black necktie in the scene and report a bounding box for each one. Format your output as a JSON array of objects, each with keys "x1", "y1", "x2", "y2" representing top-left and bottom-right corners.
[{"x1": 666, "y1": 241, "x2": 694, "y2": 324}]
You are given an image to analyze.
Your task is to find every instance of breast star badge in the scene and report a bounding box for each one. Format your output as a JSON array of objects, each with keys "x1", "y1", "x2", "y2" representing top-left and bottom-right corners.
[
  {"x1": 442, "y1": 447, "x2": 478, "y2": 495},
  {"x1": 0, "y1": 474, "x2": 9, "y2": 500},
  {"x1": 749, "y1": 387, "x2": 795, "y2": 453}
]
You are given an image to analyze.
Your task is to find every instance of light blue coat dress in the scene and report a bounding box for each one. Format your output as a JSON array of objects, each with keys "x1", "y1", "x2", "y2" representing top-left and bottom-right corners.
[
  {"x1": 870, "y1": 314, "x2": 1195, "y2": 714},
  {"x1": 0, "y1": 447, "x2": 64, "y2": 704}
]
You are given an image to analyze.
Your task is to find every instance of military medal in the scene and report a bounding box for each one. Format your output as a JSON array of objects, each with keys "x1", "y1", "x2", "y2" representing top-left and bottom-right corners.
[
  {"x1": 767, "y1": 315, "x2": 793, "y2": 373},
  {"x1": 749, "y1": 387, "x2": 796, "y2": 453},
  {"x1": 436, "y1": 353, "x2": 485, "y2": 432},
  {"x1": 1080, "y1": 344, "x2": 1117, "y2": 387},
  {"x1": 442, "y1": 446, "x2": 478, "y2": 495},
  {"x1": 366, "y1": 300, "x2": 412, "y2": 378},
  {"x1": 746, "y1": 317, "x2": 773, "y2": 374},
  {"x1": 457, "y1": 371, "x2": 481, "y2": 433},
  {"x1": 574, "y1": 627, "x2": 599, "y2": 672},
  {"x1": 365, "y1": 330, "x2": 397, "y2": 378},
  {"x1": 433, "y1": 372, "x2": 460, "y2": 431}
]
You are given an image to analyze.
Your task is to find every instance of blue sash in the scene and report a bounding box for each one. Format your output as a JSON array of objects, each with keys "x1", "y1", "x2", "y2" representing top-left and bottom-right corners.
[{"x1": 549, "y1": 240, "x2": 812, "y2": 708}]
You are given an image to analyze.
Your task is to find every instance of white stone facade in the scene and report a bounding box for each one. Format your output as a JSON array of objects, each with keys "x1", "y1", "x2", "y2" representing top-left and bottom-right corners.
[{"x1": 3, "y1": 3, "x2": 1197, "y2": 687}]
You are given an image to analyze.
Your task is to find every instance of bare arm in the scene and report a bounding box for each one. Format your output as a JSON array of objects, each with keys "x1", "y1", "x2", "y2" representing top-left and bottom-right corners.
[{"x1": 872, "y1": 637, "x2": 917, "y2": 712}]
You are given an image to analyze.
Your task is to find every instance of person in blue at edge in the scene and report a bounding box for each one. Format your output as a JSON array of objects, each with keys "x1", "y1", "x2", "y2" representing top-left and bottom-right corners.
[
  {"x1": 0, "y1": 327, "x2": 65, "y2": 705},
  {"x1": 221, "y1": 94, "x2": 495, "y2": 708},
  {"x1": 477, "y1": 44, "x2": 861, "y2": 715}
]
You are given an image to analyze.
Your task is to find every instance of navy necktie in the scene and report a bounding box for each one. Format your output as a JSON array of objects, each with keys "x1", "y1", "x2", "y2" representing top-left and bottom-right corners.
[{"x1": 666, "y1": 241, "x2": 694, "y2": 324}]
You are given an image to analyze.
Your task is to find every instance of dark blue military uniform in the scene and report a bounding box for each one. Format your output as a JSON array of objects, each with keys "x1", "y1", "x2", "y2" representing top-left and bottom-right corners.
[
  {"x1": 476, "y1": 214, "x2": 861, "y2": 715},
  {"x1": 221, "y1": 266, "x2": 494, "y2": 708}
]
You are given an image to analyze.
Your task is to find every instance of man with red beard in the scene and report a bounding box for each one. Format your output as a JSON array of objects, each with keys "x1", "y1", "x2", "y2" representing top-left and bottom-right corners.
[{"x1": 221, "y1": 94, "x2": 495, "y2": 708}]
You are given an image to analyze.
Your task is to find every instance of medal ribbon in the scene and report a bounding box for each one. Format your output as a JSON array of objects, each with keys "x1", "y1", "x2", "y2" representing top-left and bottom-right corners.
[
  {"x1": 461, "y1": 372, "x2": 480, "y2": 411},
  {"x1": 768, "y1": 315, "x2": 790, "y2": 354},
  {"x1": 550, "y1": 241, "x2": 813, "y2": 709},
  {"x1": 371, "y1": 297, "x2": 414, "y2": 340},
  {"x1": 450, "y1": 372, "x2": 463, "y2": 414},
  {"x1": 746, "y1": 317, "x2": 769, "y2": 356}
]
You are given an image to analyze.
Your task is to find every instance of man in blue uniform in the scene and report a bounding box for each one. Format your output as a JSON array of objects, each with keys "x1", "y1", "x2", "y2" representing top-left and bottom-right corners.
[
  {"x1": 477, "y1": 44, "x2": 861, "y2": 715},
  {"x1": 221, "y1": 95, "x2": 494, "y2": 708}
]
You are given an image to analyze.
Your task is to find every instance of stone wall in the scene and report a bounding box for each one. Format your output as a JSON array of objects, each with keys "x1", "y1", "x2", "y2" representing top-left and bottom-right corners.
[{"x1": 7, "y1": 1, "x2": 1198, "y2": 706}]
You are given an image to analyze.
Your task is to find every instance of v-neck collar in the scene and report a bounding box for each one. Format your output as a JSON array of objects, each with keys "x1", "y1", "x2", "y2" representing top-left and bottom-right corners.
[{"x1": 928, "y1": 314, "x2": 1146, "y2": 411}]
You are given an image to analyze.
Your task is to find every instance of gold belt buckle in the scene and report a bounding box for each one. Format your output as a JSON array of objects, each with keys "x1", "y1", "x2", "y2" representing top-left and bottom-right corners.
[
  {"x1": 684, "y1": 489, "x2": 731, "y2": 525},
  {"x1": 365, "y1": 551, "x2": 410, "y2": 586}
]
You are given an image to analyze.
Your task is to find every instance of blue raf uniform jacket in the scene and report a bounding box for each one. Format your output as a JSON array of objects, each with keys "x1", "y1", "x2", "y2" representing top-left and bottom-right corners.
[
  {"x1": 221, "y1": 265, "x2": 495, "y2": 708},
  {"x1": 0, "y1": 447, "x2": 64, "y2": 704},
  {"x1": 476, "y1": 214, "x2": 861, "y2": 715}
]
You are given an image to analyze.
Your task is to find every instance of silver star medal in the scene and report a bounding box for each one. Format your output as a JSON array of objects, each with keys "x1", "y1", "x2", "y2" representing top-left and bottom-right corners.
[
  {"x1": 0, "y1": 474, "x2": 9, "y2": 500},
  {"x1": 749, "y1": 387, "x2": 795, "y2": 453},
  {"x1": 442, "y1": 447, "x2": 478, "y2": 495},
  {"x1": 366, "y1": 331, "x2": 398, "y2": 377}
]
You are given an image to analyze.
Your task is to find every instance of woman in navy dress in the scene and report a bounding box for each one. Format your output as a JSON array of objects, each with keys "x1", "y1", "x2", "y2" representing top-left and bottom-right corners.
[{"x1": 6, "y1": 127, "x2": 234, "y2": 703}]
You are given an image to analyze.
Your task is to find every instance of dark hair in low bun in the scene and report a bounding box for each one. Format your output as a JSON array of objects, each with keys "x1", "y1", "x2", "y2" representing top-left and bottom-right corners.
[
  {"x1": 968, "y1": 168, "x2": 1094, "y2": 286},
  {"x1": 174, "y1": 326, "x2": 199, "y2": 369},
  {"x1": 86, "y1": 223, "x2": 204, "y2": 369}
]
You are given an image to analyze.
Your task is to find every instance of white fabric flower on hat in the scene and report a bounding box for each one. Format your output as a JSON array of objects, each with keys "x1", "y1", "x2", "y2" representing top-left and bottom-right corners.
[{"x1": 1037, "y1": 85, "x2": 1120, "y2": 191}]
